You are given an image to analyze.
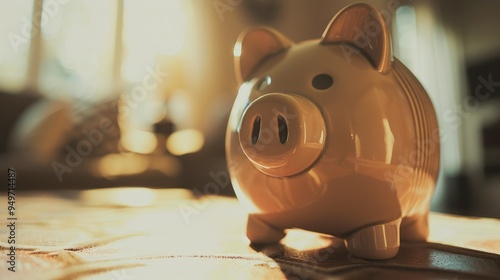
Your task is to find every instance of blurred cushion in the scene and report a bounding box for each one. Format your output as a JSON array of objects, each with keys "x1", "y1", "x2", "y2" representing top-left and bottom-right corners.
[
  {"x1": 8, "y1": 98, "x2": 73, "y2": 163},
  {"x1": 0, "y1": 91, "x2": 40, "y2": 153}
]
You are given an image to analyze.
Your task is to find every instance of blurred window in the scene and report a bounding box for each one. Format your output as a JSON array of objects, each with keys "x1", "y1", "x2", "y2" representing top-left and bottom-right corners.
[
  {"x1": 119, "y1": 0, "x2": 186, "y2": 134},
  {"x1": 39, "y1": 0, "x2": 117, "y2": 101},
  {"x1": 0, "y1": 0, "x2": 185, "y2": 102},
  {"x1": 393, "y1": 5, "x2": 463, "y2": 177},
  {"x1": 0, "y1": 0, "x2": 189, "y2": 157},
  {"x1": 393, "y1": 6, "x2": 418, "y2": 69},
  {"x1": 0, "y1": 0, "x2": 34, "y2": 91},
  {"x1": 122, "y1": 0, "x2": 184, "y2": 83}
]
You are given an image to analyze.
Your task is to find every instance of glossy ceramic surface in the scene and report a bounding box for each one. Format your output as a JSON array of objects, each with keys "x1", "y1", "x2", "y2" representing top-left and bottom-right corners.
[{"x1": 226, "y1": 3, "x2": 440, "y2": 259}]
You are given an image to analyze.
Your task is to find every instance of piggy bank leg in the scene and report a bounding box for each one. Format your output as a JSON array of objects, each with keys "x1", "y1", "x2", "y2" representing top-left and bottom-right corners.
[
  {"x1": 246, "y1": 214, "x2": 286, "y2": 244},
  {"x1": 344, "y1": 218, "x2": 402, "y2": 259},
  {"x1": 401, "y1": 213, "x2": 429, "y2": 241}
]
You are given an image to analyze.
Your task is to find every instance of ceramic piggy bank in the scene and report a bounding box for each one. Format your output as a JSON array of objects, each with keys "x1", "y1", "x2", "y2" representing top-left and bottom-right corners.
[{"x1": 226, "y1": 3, "x2": 439, "y2": 259}]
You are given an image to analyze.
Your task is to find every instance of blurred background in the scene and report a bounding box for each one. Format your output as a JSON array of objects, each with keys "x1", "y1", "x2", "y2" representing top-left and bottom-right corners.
[{"x1": 0, "y1": 0, "x2": 498, "y2": 217}]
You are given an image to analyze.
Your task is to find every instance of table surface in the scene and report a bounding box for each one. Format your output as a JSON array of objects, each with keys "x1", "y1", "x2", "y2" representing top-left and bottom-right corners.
[{"x1": 1, "y1": 188, "x2": 500, "y2": 280}]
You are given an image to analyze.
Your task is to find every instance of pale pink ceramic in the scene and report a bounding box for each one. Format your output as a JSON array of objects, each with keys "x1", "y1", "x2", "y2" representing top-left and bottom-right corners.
[{"x1": 226, "y1": 3, "x2": 440, "y2": 259}]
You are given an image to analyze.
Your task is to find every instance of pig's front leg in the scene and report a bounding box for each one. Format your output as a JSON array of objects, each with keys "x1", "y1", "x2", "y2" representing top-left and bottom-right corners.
[
  {"x1": 344, "y1": 218, "x2": 402, "y2": 259},
  {"x1": 246, "y1": 214, "x2": 286, "y2": 244}
]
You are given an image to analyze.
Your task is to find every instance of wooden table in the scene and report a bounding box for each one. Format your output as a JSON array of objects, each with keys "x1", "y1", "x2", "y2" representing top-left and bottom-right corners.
[{"x1": 1, "y1": 188, "x2": 500, "y2": 279}]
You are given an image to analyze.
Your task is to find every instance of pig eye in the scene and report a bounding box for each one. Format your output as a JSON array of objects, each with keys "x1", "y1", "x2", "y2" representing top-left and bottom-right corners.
[
  {"x1": 257, "y1": 76, "x2": 272, "y2": 91},
  {"x1": 312, "y1": 74, "x2": 333, "y2": 90}
]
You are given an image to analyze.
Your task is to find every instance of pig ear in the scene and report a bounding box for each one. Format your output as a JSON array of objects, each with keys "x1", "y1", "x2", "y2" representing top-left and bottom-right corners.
[
  {"x1": 321, "y1": 3, "x2": 392, "y2": 73},
  {"x1": 234, "y1": 27, "x2": 293, "y2": 84}
]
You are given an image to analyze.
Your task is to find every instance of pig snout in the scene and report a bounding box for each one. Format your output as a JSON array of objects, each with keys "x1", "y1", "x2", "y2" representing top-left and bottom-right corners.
[{"x1": 238, "y1": 93, "x2": 326, "y2": 177}]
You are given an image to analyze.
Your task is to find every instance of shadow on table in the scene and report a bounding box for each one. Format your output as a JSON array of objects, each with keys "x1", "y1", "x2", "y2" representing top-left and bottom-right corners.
[{"x1": 253, "y1": 239, "x2": 500, "y2": 279}]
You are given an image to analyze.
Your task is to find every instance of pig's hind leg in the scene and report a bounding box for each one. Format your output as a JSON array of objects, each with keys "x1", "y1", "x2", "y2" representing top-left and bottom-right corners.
[
  {"x1": 344, "y1": 218, "x2": 402, "y2": 259},
  {"x1": 246, "y1": 214, "x2": 286, "y2": 244}
]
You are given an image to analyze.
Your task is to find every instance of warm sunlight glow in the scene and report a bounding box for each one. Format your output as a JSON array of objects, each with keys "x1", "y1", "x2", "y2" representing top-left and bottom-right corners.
[
  {"x1": 166, "y1": 129, "x2": 204, "y2": 156},
  {"x1": 121, "y1": 130, "x2": 157, "y2": 154},
  {"x1": 97, "y1": 153, "x2": 149, "y2": 177},
  {"x1": 114, "y1": 187, "x2": 156, "y2": 207},
  {"x1": 281, "y1": 229, "x2": 334, "y2": 251},
  {"x1": 428, "y1": 213, "x2": 500, "y2": 255},
  {"x1": 40, "y1": 0, "x2": 116, "y2": 100},
  {"x1": 81, "y1": 187, "x2": 156, "y2": 207},
  {"x1": 122, "y1": 0, "x2": 186, "y2": 82},
  {"x1": 0, "y1": 0, "x2": 33, "y2": 90},
  {"x1": 157, "y1": 0, "x2": 185, "y2": 55}
]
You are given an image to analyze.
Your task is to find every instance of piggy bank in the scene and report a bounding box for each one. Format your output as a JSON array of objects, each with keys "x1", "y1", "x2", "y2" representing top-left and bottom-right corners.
[{"x1": 226, "y1": 3, "x2": 439, "y2": 259}]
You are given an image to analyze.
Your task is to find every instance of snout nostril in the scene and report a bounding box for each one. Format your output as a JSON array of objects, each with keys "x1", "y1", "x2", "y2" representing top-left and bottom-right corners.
[
  {"x1": 278, "y1": 115, "x2": 288, "y2": 144},
  {"x1": 251, "y1": 115, "x2": 261, "y2": 145}
]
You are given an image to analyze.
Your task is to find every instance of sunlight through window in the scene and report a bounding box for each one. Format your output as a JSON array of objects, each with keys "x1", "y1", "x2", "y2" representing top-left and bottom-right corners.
[
  {"x1": 39, "y1": 0, "x2": 117, "y2": 100},
  {"x1": 122, "y1": 0, "x2": 186, "y2": 83},
  {"x1": 166, "y1": 129, "x2": 204, "y2": 156},
  {"x1": 0, "y1": 0, "x2": 33, "y2": 91}
]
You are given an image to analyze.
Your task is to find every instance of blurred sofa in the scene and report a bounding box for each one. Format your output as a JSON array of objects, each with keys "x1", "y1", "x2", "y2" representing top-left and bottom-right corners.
[{"x1": 0, "y1": 89, "x2": 181, "y2": 191}]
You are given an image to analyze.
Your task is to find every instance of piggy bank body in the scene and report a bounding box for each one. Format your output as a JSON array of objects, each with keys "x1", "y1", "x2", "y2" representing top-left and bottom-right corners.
[{"x1": 226, "y1": 3, "x2": 439, "y2": 259}]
